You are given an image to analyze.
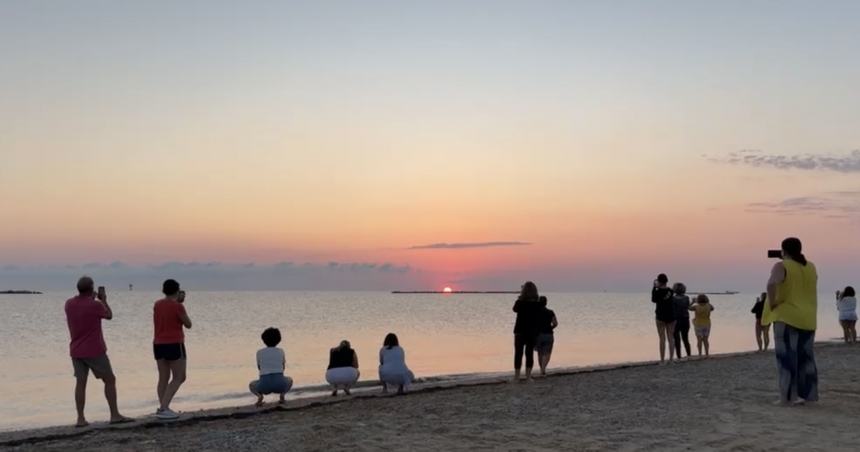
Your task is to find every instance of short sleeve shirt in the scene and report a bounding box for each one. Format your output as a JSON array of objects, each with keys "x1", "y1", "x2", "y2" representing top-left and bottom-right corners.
[
  {"x1": 153, "y1": 298, "x2": 187, "y2": 344},
  {"x1": 65, "y1": 295, "x2": 109, "y2": 358}
]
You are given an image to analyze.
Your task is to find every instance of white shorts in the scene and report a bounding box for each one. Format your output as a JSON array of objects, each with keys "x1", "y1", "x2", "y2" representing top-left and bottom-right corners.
[
  {"x1": 326, "y1": 367, "x2": 359, "y2": 387},
  {"x1": 695, "y1": 325, "x2": 711, "y2": 337}
]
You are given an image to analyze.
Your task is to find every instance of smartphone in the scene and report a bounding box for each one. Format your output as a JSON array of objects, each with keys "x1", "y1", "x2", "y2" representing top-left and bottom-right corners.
[
  {"x1": 97, "y1": 286, "x2": 106, "y2": 301},
  {"x1": 178, "y1": 290, "x2": 186, "y2": 303},
  {"x1": 767, "y1": 249, "x2": 782, "y2": 259}
]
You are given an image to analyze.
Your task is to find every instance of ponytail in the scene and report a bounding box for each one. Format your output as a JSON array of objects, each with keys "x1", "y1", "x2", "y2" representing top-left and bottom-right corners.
[{"x1": 781, "y1": 237, "x2": 807, "y2": 266}]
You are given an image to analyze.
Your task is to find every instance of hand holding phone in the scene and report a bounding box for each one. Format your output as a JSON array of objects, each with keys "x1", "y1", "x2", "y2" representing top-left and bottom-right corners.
[
  {"x1": 178, "y1": 290, "x2": 186, "y2": 304},
  {"x1": 97, "y1": 286, "x2": 107, "y2": 302}
]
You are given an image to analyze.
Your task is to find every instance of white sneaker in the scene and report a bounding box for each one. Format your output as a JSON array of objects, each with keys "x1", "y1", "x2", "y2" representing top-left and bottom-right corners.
[{"x1": 156, "y1": 408, "x2": 179, "y2": 420}]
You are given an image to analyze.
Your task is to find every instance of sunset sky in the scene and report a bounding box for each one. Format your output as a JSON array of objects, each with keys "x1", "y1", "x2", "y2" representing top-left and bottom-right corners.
[{"x1": 2, "y1": 1, "x2": 859, "y2": 291}]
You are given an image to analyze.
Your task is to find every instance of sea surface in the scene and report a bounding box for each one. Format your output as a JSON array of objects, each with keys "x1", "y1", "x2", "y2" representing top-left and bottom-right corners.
[{"x1": 0, "y1": 291, "x2": 845, "y2": 432}]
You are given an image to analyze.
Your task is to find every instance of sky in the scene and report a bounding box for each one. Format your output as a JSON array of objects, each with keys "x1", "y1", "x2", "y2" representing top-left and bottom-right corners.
[{"x1": 2, "y1": 1, "x2": 859, "y2": 291}]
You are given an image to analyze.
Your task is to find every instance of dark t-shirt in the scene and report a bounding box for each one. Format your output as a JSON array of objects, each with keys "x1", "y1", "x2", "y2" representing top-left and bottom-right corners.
[
  {"x1": 539, "y1": 308, "x2": 556, "y2": 335},
  {"x1": 672, "y1": 295, "x2": 691, "y2": 320},
  {"x1": 751, "y1": 301, "x2": 764, "y2": 319},
  {"x1": 652, "y1": 287, "x2": 676, "y2": 322},
  {"x1": 328, "y1": 347, "x2": 356, "y2": 369},
  {"x1": 513, "y1": 298, "x2": 542, "y2": 336}
]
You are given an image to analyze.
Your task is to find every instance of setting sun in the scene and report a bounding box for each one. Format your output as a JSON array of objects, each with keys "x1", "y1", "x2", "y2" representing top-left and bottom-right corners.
[{"x1": 442, "y1": 287, "x2": 453, "y2": 293}]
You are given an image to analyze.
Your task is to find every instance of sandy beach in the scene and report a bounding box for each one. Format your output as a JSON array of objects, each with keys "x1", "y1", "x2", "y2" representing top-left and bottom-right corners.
[{"x1": 2, "y1": 343, "x2": 859, "y2": 451}]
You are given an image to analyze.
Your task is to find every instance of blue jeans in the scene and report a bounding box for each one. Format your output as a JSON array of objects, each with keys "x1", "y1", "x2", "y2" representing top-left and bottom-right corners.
[{"x1": 774, "y1": 322, "x2": 818, "y2": 402}]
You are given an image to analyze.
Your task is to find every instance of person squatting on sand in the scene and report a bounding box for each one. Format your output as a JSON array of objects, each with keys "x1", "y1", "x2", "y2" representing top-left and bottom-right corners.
[
  {"x1": 379, "y1": 333, "x2": 414, "y2": 394},
  {"x1": 249, "y1": 327, "x2": 293, "y2": 406},
  {"x1": 752, "y1": 292, "x2": 771, "y2": 351},
  {"x1": 836, "y1": 286, "x2": 857, "y2": 344},
  {"x1": 153, "y1": 279, "x2": 193, "y2": 420},
  {"x1": 536, "y1": 296, "x2": 559, "y2": 376},
  {"x1": 765, "y1": 237, "x2": 819, "y2": 405},
  {"x1": 672, "y1": 283, "x2": 692, "y2": 359},
  {"x1": 326, "y1": 340, "x2": 360, "y2": 396},
  {"x1": 512, "y1": 281, "x2": 543, "y2": 380},
  {"x1": 690, "y1": 294, "x2": 714, "y2": 357},
  {"x1": 64, "y1": 277, "x2": 132, "y2": 427},
  {"x1": 652, "y1": 274, "x2": 676, "y2": 364}
]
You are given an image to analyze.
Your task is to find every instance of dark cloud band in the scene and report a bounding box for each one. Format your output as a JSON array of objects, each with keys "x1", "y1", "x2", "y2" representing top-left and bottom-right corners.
[
  {"x1": 409, "y1": 241, "x2": 532, "y2": 250},
  {"x1": 712, "y1": 150, "x2": 860, "y2": 173}
]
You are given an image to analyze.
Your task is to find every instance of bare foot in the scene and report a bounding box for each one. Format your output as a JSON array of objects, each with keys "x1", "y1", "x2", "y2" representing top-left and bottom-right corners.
[
  {"x1": 255, "y1": 397, "x2": 264, "y2": 407},
  {"x1": 331, "y1": 389, "x2": 338, "y2": 397},
  {"x1": 75, "y1": 418, "x2": 89, "y2": 428},
  {"x1": 279, "y1": 397, "x2": 286, "y2": 405},
  {"x1": 344, "y1": 388, "x2": 351, "y2": 396},
  {"x1": 109, "y1": 415, "x2": 134, "y2": 425}
]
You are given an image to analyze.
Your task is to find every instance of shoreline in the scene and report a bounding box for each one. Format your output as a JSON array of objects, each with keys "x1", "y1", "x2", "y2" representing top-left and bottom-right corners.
[{"x1": 1, "y1": 341, "x2": 847, "y2": 448}]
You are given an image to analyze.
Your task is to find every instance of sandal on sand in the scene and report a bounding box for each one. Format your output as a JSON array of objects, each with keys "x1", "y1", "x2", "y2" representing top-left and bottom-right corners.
[
  {"x1": 109, "y1": 416, "x2": 134, "y2": 425},
  {"x1": 75, "y1": 421, "x2": 89, "y2": 428}
]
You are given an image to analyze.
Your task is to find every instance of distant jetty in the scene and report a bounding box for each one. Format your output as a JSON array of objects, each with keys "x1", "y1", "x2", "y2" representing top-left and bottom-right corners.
[
  {"x1": 392, "y1": 290, "x2": 519, "y2": 294},
  {"x1": 0, "y1": 290, "x2": 42, "y2": 295},
  {"x1": 694, "y1": 291, "x2": 740, "y2": 296}
]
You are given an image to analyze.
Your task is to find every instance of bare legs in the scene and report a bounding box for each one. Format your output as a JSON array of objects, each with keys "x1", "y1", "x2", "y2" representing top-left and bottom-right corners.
[
  {"x1": 74, "y1": 374, "x2": 89, "y2": 427},
  {"x1": 538, "y1": 349, "x2": 553, "y2": 376},
  {"x1": 841, "y1": 320, "x2": 857, "y2": 344},
  {"x1": 74, "y1": 371, "x2": 128, "y2": 426},
  {"x1": 755, "y1": 321, "x2": 764, "y2": 351},
  {"x1": 156, "y1": 359, "x2": 186, "y2": 412},
  {"x1": 656, "y1": 321, "x2": 676, "y2": 363},
  {"x1": 695, "y1": 334, "x2": 710, "y2": 357}
]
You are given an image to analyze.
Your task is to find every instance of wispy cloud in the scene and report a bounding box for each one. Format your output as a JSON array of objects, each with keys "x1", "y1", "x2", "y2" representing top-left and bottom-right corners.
[
  {"x1": 409, "y1": 241, "x2": 532, "y2": 250},
  {"x1": 710, "y1": 149, "x2": 860, "y2": 173},
  {"x1": 746, "y1": 191, "x2": 860, "y2": 218}
]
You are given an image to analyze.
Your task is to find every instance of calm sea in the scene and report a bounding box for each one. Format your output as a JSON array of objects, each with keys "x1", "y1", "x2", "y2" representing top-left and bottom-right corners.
[{"x1": 0, "y1": 291, "x2": 844, "y2": 431}]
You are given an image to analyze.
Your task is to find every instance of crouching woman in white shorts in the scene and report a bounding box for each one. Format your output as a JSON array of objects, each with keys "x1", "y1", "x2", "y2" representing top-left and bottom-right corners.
[
  {"x1": 379, "y1": 333, "x2": 414, "y2": 395},
  {"x1": 326, "y1": 340, "x2": 360, "y2": 396}
]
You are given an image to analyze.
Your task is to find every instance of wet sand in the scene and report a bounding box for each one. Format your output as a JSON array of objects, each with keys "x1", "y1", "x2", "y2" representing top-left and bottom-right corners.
[{"x1": 2, "y1": 344, "x2": 859, "y2": 451}]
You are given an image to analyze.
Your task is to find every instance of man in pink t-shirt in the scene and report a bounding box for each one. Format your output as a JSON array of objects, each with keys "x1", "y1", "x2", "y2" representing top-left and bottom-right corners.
[{"x1": 64, "y1": 276, "x2": 131, "y2": 427}]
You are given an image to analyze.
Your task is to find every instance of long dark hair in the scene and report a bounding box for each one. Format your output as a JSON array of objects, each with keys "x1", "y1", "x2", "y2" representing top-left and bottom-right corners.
[
  {"x1": 843, "y1": 286, "x2": 856, "y2": 298},
  {"x1": 383, "y1": 333, "x2": 399, "y2": 349},
  {"x1": 519, "y1": 281, "x2": 539, "y2": 302},
  {"x1": 781, "y1": 237, "x2": 807, "y2": 266}
]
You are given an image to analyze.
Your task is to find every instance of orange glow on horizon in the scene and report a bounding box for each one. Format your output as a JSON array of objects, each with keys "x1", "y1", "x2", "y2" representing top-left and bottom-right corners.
[{"x1": 442, "y1": 286, "x2": 453, "y2": 293}]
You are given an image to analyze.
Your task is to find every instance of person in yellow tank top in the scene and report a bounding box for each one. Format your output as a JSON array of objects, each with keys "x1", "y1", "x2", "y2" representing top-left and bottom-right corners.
[
  {"x1": 688, "y1": 294, "x2": 714, "y2": 357},
  {"x1": 766, "y1": 237, "x2": 818, "y2": 405}
]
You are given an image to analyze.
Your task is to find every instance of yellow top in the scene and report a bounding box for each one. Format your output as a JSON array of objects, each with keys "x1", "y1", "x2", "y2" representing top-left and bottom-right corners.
[
  {"x1": 772, "y1": 259, "x2": 818, "y2": 331},
  {"x1": 692, "y1": 303, "x2": 713, "y2": 327}
]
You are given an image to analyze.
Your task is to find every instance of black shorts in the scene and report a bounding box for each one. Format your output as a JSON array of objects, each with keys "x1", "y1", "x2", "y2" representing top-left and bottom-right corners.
[{"x1": 153, "y1": 343, "x2": 187, "y2": 361}]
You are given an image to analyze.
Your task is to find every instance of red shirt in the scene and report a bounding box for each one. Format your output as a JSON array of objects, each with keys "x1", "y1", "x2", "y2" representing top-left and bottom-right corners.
[
  {"x1": 65, "y1": 295, "x2": 109, "y2": 358},
  {"x1": 153, "y1": 298, "x2": 187, "y2": 344}
]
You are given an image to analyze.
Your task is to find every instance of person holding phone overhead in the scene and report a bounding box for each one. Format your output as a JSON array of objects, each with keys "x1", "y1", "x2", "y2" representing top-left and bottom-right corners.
[
  {"x1": 64, "y1": 277, "x2": 132, "y2": 427},
  {"x1": 153, "y1": 280, "x2": 192, "y2": 420}
]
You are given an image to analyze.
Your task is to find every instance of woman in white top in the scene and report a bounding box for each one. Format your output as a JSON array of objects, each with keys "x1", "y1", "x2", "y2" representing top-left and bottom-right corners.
[
  {"x1": 836, "y1": 286, "x2": 857, "y2": 344},
  {"x1": 378, "y1": 333, "x2": 414, "y2": 395},
  {"x1": 249, "y1": 328, "x2": 293, "y2": 406}
]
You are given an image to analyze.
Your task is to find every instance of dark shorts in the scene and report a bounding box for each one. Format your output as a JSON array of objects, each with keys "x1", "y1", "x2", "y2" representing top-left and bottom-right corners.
[
  {"x1": 72, "y1": 355, "x2": 115, "y2": 380},
  {"x1": 536, "y1": 334, "x2": 554, "y2": 354},
  {"x1": 153, "y1": 343, "x2": 187, "y2": 361}
]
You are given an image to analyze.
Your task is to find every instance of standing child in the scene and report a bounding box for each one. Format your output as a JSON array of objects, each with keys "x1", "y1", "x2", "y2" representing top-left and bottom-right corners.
[
  {"x1": 249, "y1": 328, "x2": 293, "y2": 406},
  {"x1": 689, "y1": 294, "x2": 714, "y2": 357}
]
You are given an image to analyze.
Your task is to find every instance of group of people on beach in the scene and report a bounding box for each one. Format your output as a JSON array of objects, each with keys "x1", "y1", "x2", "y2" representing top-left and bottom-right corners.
[
  {"x1": 62, "y1": 236, "x2": 854, "y2": 426},
  {"x1": 64, "y1": 277, "x2": 414, "y2": 426},
  {"x1": 511, "y1": 281, "x2": 559, "y2": 381},
  {"x1": 653, "y1": 237, "x2": 856, "y2": 405},
  {"x1": 651, "y1": 276, "x2": 715, "y2": 362}
]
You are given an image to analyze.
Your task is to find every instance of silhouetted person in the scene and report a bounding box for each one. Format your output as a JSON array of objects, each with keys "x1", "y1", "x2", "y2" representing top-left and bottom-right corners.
[
  {"x1": 751, "y1": 292, "x2": 771, "y2": 351},
  {"x1": 652, "y1": 274, "x2": 676, "y2": 363},
  {"x1": 379, "y1": 333, "x2": 414, "y2": 394},
  {"x1": 327, "y1": 340, "x2": 360, "y2": 396},
  {"x1": 836, "y1": 286, "x2": 857, "y2": 344},
  {"x1": 672, "y1": 283, "x2": 692, "y2": 359},
  {"x1": 513, "y1": 281, "x2": 542, "y2": 381},
  {"x1": 153, "y1": 279, "x2": 192, "y2": 419}
]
